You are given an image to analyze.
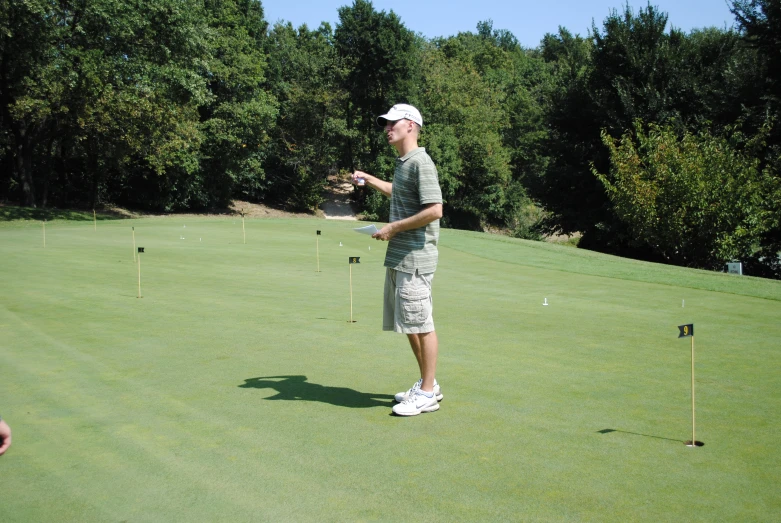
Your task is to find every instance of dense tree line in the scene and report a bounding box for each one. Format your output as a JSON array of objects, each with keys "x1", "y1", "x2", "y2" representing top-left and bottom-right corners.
[{"x1": 1, "y1": 1, "x2": 779, "y2": 277}]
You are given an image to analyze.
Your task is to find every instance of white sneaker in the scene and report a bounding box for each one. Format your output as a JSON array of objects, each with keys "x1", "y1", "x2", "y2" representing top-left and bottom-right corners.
[
  {"x1": 394, "y1": 379, "x2": 443, "y2": 403},
  {"x1": 392, "y1": 390, "x2": 440, "y2": 416}
]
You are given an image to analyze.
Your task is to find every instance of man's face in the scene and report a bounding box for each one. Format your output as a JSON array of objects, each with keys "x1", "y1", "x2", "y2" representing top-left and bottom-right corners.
[{"x1": 384, "y1": 119, "x2": 411, "y2": 145}]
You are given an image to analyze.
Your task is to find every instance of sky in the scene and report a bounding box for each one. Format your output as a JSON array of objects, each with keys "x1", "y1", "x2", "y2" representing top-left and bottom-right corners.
[{"x1": 262, "y1": 0, "x2": 737, "y2": 48}]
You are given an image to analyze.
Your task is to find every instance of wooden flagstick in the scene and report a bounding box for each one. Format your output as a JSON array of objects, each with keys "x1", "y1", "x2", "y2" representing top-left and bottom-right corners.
[
  {"x1": 348, "y1": 257, "x2": 360, "y2": 322},
  {"x1": 349, "y1": 263, "x2": 353, "y2": 322},
  {"x1": 241, "y1": 209, "x2": 246, "y2": 245},
  {"x1": 132, "y1": 227, "x2": 136, "y2": 261},
  {"x1": 137, "y1": 247, "x2": 144, "y2": 298},
  {"x1": 689, "y1": 334, "x2": 697, "y2": 446},
  {"x1": 316, "y1": 230, "x2": 321, "y2": 272},
  {"x1": 679, "y1": 324, "x2": 703, "y2": 447}
]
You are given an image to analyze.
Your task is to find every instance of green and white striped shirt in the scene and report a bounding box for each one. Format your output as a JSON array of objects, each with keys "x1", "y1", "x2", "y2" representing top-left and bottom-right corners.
[{"x1": 384, "y1": 147, "x2": 443, "y2": 274}]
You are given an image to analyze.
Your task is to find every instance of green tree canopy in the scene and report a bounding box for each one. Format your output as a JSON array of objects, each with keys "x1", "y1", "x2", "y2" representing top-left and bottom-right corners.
[{"x1": 594, "y1": 121, "x2": 776, "y2": 272}]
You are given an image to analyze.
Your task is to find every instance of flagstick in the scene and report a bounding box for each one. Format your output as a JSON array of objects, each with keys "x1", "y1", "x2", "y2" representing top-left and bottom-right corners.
[
  {"x1": 316, "y1": 236, "x2": 320, "y2": 272},
  {"x1": 349, "y1": 263, "x2": 353, "y2": 322},
  {"x1": 132, "y1": 227, "x2": 136, "y2": 261},
  {"x1": 137, "y1": 252, "x2": 142, "y2": 298},
  {"x1": 690, "y1": 335, "x2": 696, "y2": 445}
]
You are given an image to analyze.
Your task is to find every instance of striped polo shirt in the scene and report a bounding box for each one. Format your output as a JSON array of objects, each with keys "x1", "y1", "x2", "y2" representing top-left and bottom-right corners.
[{"x1": 384, "y1": 147, "x2": 443, "y2": 274}]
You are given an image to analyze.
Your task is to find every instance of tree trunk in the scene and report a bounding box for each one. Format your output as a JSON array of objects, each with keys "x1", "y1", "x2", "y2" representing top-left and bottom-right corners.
[
  {"x1": 89, "y1": 138, "x2": 100, "y2": 209},
  {"x1": 346, "y1": 101, "x2": 355, "y2": 171},
  {"x1": 41, "y1": 135, "x2": 57, "y2": 208},
  {"x1": 14, "y1": 122, "x2": 36, "y2": 207}
]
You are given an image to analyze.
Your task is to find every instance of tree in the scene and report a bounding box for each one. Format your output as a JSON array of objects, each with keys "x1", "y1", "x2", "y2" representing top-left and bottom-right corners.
[
  {"x1": 421, "y1": 33, "x2": 513, "y2": 229},
  {"x1": 535, "y1": 6, "x2": 756, "y2": 256},
  {"x1": 730, "y1": 0, "x2": 781, "y2": 277},
  {"x1": 534, "y1": 27, "x2": 605, "y2": 238},
  {"x1": 731, "y1": 0, "x2": 781, "y2": 105},
  {"x1": 594, "y1": 121, "x2": 775, "y2": 271},
  {"x1": 0, "y1": 0, "x2": 212, "y2": 209},
  {"x1": 335, "y1": 0, "x2": 420, "y2": 179},
  {"x1": 264, "y1": 21, "x2": 346, "y2": 210},
  {"x1": 196, "y1": 0, "x2": 278, "y2": 209},
  {"x1": 416, "y1": 23, "x2": 546, "y2": 237},
  {"x1": 0, "y1": 0, "x2": 59, "y2": 206}
]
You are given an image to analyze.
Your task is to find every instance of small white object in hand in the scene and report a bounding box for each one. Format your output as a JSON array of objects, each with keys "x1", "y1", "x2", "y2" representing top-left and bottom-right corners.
[{"x1": 354, "y1": 224, "x2": 379, "y2": 235}]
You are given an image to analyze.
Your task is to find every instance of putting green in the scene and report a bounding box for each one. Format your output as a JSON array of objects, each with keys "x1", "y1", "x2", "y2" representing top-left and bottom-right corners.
[{"x1": 1, "y1": 215, "x2": 779, "y2": 521}]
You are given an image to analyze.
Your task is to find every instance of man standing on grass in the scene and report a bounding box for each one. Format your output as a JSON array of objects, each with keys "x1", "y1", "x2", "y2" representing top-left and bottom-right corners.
[{"x1": 351, "y1": 104, "x2": 444, "y2": 417}]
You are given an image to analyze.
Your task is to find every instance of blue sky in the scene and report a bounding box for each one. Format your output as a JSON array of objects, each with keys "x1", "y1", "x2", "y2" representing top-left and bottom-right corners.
[{"x1": 262, "y1": 0, "x2": 737, "y2": 48}]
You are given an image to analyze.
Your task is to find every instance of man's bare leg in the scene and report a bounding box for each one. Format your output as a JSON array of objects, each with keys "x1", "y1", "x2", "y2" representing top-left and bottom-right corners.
[
  {"x1": 407, "y1": 331, "x2": 438, "y2": 392},
  {"x1": 407, "y1": 333, "x2": 423, "y2": 369}
]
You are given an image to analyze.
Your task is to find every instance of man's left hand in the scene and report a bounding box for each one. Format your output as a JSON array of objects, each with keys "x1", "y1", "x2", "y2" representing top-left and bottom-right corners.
[{"x1": 372, "y1": 224, "x2": 396, "y2": 241}]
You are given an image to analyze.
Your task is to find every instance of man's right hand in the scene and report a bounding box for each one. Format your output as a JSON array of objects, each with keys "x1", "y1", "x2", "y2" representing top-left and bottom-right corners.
[
  {"x1": 352, "y1": 170, "x2": 393, "y2": 197},
  {"x1": 351, "y1": 171, "x2": 369, "y2": 186}
]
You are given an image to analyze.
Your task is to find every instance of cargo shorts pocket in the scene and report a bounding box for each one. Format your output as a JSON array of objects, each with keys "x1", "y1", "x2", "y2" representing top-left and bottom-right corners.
[{"x1": 399, "y1": 286, "x2": 431, "y2": 325}]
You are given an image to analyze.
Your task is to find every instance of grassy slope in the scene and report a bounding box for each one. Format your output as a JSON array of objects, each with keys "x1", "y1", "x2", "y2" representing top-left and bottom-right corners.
[{"x1": 0, "y1": 217, "x2": 779, "y2": 522}]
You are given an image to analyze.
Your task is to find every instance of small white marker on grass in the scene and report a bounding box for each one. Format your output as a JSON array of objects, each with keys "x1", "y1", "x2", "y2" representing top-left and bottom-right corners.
[{"x1": 543, "y1": 298, "x2": 549, "y2": 306}]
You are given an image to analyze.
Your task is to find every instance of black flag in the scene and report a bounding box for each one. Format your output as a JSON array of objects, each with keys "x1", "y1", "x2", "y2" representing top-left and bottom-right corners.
[
  {"x1": 138, "y1": 247, "x2": 145, "y2": 253},
  {"x1": 678, "y1": 324, "x2": 693, "y2": 338},
  {"x1": 349, "y1": 257, "x2": 360, "y2": 264}
]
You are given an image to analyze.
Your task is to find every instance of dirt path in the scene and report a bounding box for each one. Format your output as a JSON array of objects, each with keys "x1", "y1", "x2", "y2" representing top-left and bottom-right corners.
[{"x1": 319, "y1": 175, "x2": 358, "y2": 220}]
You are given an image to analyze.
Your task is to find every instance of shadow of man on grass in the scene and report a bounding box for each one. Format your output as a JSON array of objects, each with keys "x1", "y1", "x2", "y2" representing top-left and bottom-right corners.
[{"x1": 239, "y1": 375, "x2": 394, "y2": 409}]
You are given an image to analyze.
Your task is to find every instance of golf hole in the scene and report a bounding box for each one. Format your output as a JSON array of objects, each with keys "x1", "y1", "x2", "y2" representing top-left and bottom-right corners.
[{"x1": 685, "y1": 440, "x2": 704, "y2": 447}]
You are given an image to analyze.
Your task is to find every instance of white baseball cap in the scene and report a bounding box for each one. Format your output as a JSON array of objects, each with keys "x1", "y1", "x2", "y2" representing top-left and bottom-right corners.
[{"x1": 377, "y1": 104, "x2": 423, "y2": 127}]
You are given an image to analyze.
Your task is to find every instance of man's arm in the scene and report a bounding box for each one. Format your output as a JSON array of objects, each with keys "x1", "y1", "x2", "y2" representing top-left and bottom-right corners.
[
  {"x1": 0, "y1": 418, "x2": 11, "y2": 456},
  {"x1": 352, "y1": 170, "x2": 392, "y2": 197},
  {"x1": 372, "y1": 203, "x2": 443, "y2": 242}
]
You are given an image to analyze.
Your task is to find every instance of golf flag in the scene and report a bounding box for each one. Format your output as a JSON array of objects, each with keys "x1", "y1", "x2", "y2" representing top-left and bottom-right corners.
[
  {"x1": 138, "y1": 247, "x2": 145, "y2": 253},
  {"x1": 349, "y1": 257, "x2": 360, "y2": 264},
  {"x1": 317, "y1": 230, "x2": 321, "y2": 235},
  {"x1": 678, "y1": 324, "x2": 693, "y2": 338}
]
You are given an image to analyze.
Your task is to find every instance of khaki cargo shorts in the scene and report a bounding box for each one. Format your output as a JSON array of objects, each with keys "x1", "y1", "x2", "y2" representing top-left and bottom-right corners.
[{"x1": 383, "y1": 268, "x2": 435, "y2": 334}]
